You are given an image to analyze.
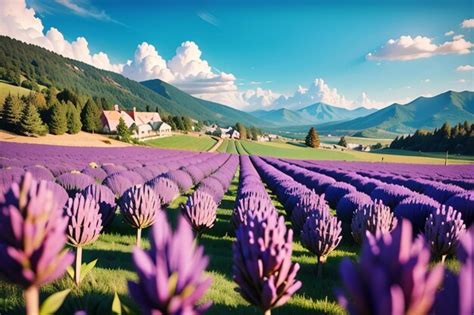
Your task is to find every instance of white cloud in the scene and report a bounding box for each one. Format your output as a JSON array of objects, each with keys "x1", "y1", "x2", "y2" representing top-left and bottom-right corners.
[
  {"x1": 55, "y1": 0, "x2": 116, "y2": 22},
  {"x1": 355, "y1": 92, "x2": 385, "y2": 109},
  {"x1": 0, "y1": 0, "x2": 124, "y2": 72},
  {"x1": 461, "y1": 18, "x2": 474, "y2": 28},
  {"x1": 445, "y1": 30, "x2": 455, "y2": 36},
  {"x1": 197, "y1": 11, "x2": 219, "y2": 27},
  {"x1": 458, "y1": 79, "x2": 466, "y2": 83},
  {"x1": 453, "y1": 34, "x2": 464, "y2": 40},
  {"x1": 242, "y1": 88, "x2": 280, "y2": 109},
  {"x1": 367, "y1": 35, "x2": 472, "y2": 61},
  {"x1": 456, "y1": 65, "x2": 474, "y2": 72},
  {"x1": 272, "y1": 79, "x2": 354, "y2": 109}
]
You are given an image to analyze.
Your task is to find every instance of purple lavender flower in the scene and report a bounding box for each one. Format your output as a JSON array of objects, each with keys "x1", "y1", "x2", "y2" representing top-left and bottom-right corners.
[
  {"x1": 81, "y1": 166, "x2": 107, "y2": 183},
  {"x1": 301, "y1": 211, "x2": 342, "y2": 276},
  {"x1": 232, "y1": 194, "x2": 276, "y2": 228},
  {"x1": 182, "y1": 190, "x2": 218, "y2": 237},
  {"x1": 43, "y1": 180, "x2": 69, "y2": 211},
  {"x1": 424, "y1": 205, "x2": 466, "y2": 263},
  {"x1": 233, "y1": 211, "x2": 301, "y2": 313},
  {"x1": 445, "y1": 192, "x2": 474, "y2": 226},
  {"x1": 351, "y1": 200, "x2": 397, "y2": 244},
  {"x1": 64, "y1": 193, "x2": 103, "y2": 285},
  {"x1": 103, "y1": 174, "x2": 133, "y2": 197},
  {"x1": 82, "y1": 184, "x2": 116, "y2": 228},
  {"x1": 324, "y1": 182, "x2": 357, "y2": 209},
  {"x1": 128, "y1": 211, "x2": 212, "y2": 314},
  {"x1": 25, "y1": 165, "x2": 54, "y2": 181},
  {"x1": 336, "y1": 192, "x2": 373, "y2": 223},
  {"x1": 434, "y1": 226, "x2": 473, "y2": 315},
  {"x1": 370, "y1": 183, "x2": 414, "y2": 209},
  {"x1": 119, "y1": 184, "x2": 160, "y2": 247},
  {"x1": 149, "y1": 177, "x2": 180, "y2": 205},
  {"x1": 337, "y1": 220, "x2": 444, "y2": 315},
  {"x1": 393, "y1": 194, "x2": 440, "y2": 233},
  {"x1": 291, "y1": 193, "x2": 330, "y2": 234},
  {"x1": 0, "y1": 173, "x2": 74, "y2": 314},
  {"x1": 164, "y1": 170, "x2": 194, "y2": 193},
  {"x1": 56, "y1": 172, "x2": 95, "y2": 197}
]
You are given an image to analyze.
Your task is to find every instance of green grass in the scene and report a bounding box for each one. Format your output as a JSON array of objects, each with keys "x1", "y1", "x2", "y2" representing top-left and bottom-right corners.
[
  {"x1": 145, "y1": 134, "x2": 217, "y2": 151},
  {"x1": 320, "y1": 136, "x2": 392, "y2": 146},
  {"x1": 235, "y1": 141, "x2": 249, "y2": 155},
  {"x1": 226, "y1": 140, "x2": 238, "y2": 154},
  {"x1": 0, "y1": 81, "x2": 32, "y2": 102},
  {"x1": 217, "y1": 139, "x2": 229, "y2": 153}
]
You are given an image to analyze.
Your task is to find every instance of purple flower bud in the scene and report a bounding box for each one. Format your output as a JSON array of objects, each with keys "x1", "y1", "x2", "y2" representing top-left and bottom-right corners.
[
  {"x1": 0, "y1": 173, "x2": 74, "y2": 288},
  {"x1": 338, "y1": 220, "x2": 444, "y2": 315},
  {"x1": 82, "y1": 184, "x2": 116, "y2": 228},
  {"x1": 64, "y1": 193, "x2": 103, "y2": 247},
  {"x1": 233, "y1": 211, "x2": 301, "y2": 312},
  {"x1": 119, "y1": 185, "x2": 160, "y2": 247},
  {"x1": 424, "y1": 205, "x2": 466, "y2": 261},
  {"x1": 445, "y1": 192, "x2": 474, "y2": 226},
  {"x1": 128, "y1": 211, "x2": 212, "y2": 314},
  {"x1": 351, "y1": 200, "x2": 397, "y2": 244},
  {"x1": 301, "y1": 211, "x2": 342, "y2": 275},
  {"x1": 56, "y1": 173, "x2": 96, "y2": 197},
  {"x1": 182, "y1": 190, "x2": 218, "y2": 236},
  {"x1": 149, "y1": 177, "x2": 180, "y2": 206},
  {"x1": 232, "y1": 194, "x2": 276, "y2": 228},
  {"x1": 291, "y1": 193, "x2": 330, "y2": 234}
]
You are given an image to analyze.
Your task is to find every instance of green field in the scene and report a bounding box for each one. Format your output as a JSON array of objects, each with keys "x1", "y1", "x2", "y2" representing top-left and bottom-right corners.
[
  {"x1": 0, "y1": 81, "x2": 32, "y2": 103},
  {"x1": 320, "y1": 136, "x2": 393, "y2": 146},
  {"x1": 145, "y1": 134, "x2": 218, "y2": 151}
]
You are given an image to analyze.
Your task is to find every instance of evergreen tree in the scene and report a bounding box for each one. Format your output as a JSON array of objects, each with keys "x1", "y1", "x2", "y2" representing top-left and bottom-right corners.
[
  {"x1": 1, "y1": 94, "x2": 23, "y2": 131},
  {"x1": 19, "y1": 101, "x2": 47, "y2": 136},
  {"x1": 305, "y1": 127, "x2": 320, "y2": 148},
  {"x1": 117, "y1": 117, "x2": 131, "y2": 142},
  {"x1": 81, "y1": 98, "x2": 101, "y2": 133},
  {"x1": 48, "y1": 101, "x2": 67, "y2": 135},
  {"x1": 249, "y1": 126, "x2": 258, "y2": 141},
  {"x1": 146, "y1": 105, "x2": 150, "y2": 112},
  {"x1": 338, "y1": 136, "x2": 347, "y2": 147},
  {"x1": 57, "y1": 88, "x2": 79, "y2": 106},
  {"x1": 172, "y1": 116, "x2": 185, "y2": 130},
  {"x1": 235, "y1": 122, "x2": 247, "y2": 139},
  {"x1": 66, "y1": 102, "x2": 82, "y2": 134},
  {"x1": 182, "y1": 116, "x2": 193, "y2": 131}
]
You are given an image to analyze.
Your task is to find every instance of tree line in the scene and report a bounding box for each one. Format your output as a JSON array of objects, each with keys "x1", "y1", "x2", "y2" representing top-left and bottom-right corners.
[
  {"x1": 234, "y1": 122, "x2": 264, "y2": 141},
  {"x1": 0, "y1": 87, "x2": 108, "y2": 137},
  {"x1": 390, "y1": 121, "x2": 474, "y2": 155}
]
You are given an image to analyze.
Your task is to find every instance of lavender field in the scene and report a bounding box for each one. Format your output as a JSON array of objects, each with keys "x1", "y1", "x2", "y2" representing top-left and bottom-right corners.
[{"x1": 0, "y1": 141, "x2": 473, "y2": 315}]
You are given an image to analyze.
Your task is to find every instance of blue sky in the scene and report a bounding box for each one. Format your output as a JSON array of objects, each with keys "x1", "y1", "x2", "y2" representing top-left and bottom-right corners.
[{"x1": 3, "y1": 0, "x2": 474, "y2": 110}]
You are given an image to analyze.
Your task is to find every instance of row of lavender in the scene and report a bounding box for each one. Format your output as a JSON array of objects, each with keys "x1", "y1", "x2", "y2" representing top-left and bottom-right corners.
[
  {"x1": 264, "y1": 157, "x2": 473, "y2": 228},
  {"x1": 247, "y1": 155, "x2": 473, "y2": 315},
  {"x1": 0, "y1": 141, "x2": 240, "y2": 314}
]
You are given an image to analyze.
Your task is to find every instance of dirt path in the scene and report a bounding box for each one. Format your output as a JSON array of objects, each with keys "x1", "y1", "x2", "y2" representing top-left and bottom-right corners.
[
  {"x1": 208, "y1": 137, "x2": 223, "y2": 152},
  {"x1": 0, "y1": 130, "x2": 131, "y2": 147}
]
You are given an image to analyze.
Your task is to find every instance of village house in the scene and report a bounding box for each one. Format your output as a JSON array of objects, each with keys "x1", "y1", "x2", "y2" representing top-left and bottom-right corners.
[{"x1": 101, "y1": 105, "x2": 172, "y2": 139}]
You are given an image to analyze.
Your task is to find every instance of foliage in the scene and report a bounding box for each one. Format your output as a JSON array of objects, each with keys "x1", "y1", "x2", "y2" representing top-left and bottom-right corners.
[
  {"x1": 81, "y1": 98, "x2": 101, "y2": 133},
  {"x1": 305, "y1": 127, "x2": 320, "y2": 148},
  {"x1": 19, "y1": 100, "x2": 47, "y2": 136},
  {"x1": 48, "y1": 100, "x2": 68, "y2": 135},
  {"x1": 65, "y1": 102, "x2": 82, "y2": 134},
  {"x1": 116, "y1": 117, "x2": 131, "y2": 142},
  {"x1": 1, "y1": 94, "x2": 24, "y2": 131},
  {"x1": 390, "y1": 121, "x2": 474, "y2": 154},
  {"x1": 338, "y1": 136, "x2": 347, "y2": 147}
]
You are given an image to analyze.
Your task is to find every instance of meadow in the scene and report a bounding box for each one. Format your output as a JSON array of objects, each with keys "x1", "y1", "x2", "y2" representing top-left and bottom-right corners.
[{"x1": 145, "y1": 134, "x2": 218, "y2": 151}]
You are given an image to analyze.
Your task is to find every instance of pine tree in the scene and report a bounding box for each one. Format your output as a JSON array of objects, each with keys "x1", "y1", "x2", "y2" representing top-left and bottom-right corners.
[
  {"x1": 338, "y1": 136, "x2": 347, "y2": 147},
  {"x1": 48, "y1": 101, "x2": 67, "y2": 135},
  {"x1": 19, "y1": 101, "x2": 47, "y2": 136},
  {"x1": 66, "y1": 102, "x2": 82, "y2": 134},
  {"x1": 117, "y1": 117, "x2": 131, "y2": 142},
  {"x1": 2, "y1": 94, "x2": 23, "y2": 131},
  {"x1": 81, "y1": 98, "x2": 101, "y2": 133},
  {"x1": 305, "y1": 127, "x2": 320, "y2": 148}
]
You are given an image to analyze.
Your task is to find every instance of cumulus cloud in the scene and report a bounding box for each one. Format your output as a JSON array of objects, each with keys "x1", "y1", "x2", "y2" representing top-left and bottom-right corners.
[
  {"x1": 367, "y1": 35, "x2": 472, "y2": 61},
  {"x1": 461, "y1": 18, "x2": 474, "y2": 28},
  {"x1": 356, "y1": 92, "x2": 385, "y2": 109},
  {"x1": 272, "y1": 79, "x2": 354, "y2": 109},
  {"x1": 456, "y1": 64, "x2": 474, "y2": 72},
  {"x1": 0, "y1": 0, "x2": 124, "y2": 72},
  {"x1": 242, "y1": 88, "x2": 280, "y2": 109},
  {"x1": 445, "y1": 30, "x2": 455, "y2": 36}
]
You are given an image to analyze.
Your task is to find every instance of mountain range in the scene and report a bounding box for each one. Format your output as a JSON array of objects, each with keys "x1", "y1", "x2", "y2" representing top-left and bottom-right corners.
[
  {"x1": 250, "y1": 103, "x2": 376, "y2": 126},
  {"x1": 0, "y1": 35, "x2": 473, "y2": 138}
]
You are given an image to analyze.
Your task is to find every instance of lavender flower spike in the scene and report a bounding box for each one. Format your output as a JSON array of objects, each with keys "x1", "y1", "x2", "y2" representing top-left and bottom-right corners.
[
  {"x1": 182, "y1": 190, "x2": 218, "y2": 237},
  {"x1": 128, "y1": 211, "x2": 212, "y2": 314},
  {"x1": 233, "y1": 211, "x2": 301, "y2": 314},
  {"x1": 301, "y1": 211, "x2": 342, "y2": 276},
  {"x1": 119, "y1": 185, "x2": 160, "y2": 248},
  {"x1": 351, "y1": 200, "x2": 397, "y2": 244},
  {"x1": 64, "y1": 193, "x2": 103, "y2": 285},
  {"x1": 434, "y1": 226, "x2": 473, "y2": 315},
  {"x1": 337, "y1": 220, "x2": 444, "y2": 315},
  {"x1": 424, "y1": 205, "x2": 466, "y2": 263},
  {"x1": 0, "y1": 173, "x2": 74, "y2": 315}
]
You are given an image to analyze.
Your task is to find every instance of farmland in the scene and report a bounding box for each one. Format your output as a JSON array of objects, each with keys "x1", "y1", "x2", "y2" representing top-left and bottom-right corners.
[
  {"x1": 145, "y1": 134, "x2": 218, "y2": 151},
  {"x1": 0, "y1": 140, "x2": 472, "y2": 315}
]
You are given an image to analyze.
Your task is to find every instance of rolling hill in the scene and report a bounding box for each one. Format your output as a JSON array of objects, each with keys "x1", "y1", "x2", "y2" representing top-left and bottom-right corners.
[
  {"x1": 0, "y1": 35, "x2": 267, "y2": 127},
  {"x1": 251, "y1": 102, "x2": 376, "y2": 126}
]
